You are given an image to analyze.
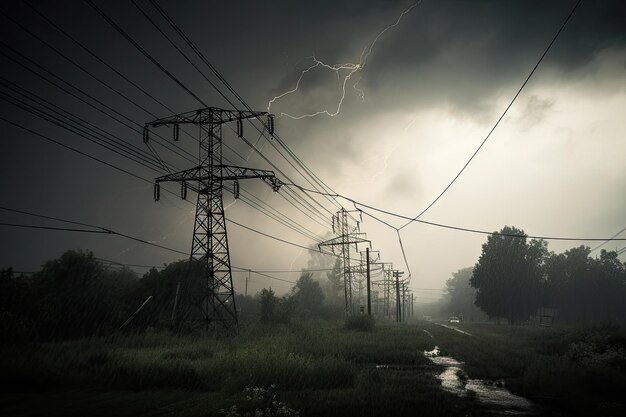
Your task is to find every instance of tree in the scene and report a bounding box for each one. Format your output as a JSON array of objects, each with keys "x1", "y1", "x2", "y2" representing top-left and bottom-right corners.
[
  {"x1": 321, "y1": 259, "x2": 343, "y2": 311},
  {"x1": 470, "y1": 226, "x2": 547, "y2": 323},
  {"x1": 259, "y1": 288, "x2": 278, "y2": 323},
  {"x1": 291, "y1": 272, "x2": 325, "y2": 317},
  {"x1": 32, "y1": 250, "x2": 136, "y2": 338},
  {"x1": 0, "y1": 268, "x2": 36, "y2": 343},
  {"x1": 131, "y1": 259, "x2": 207, "y2": 329},
  {"x1": 445, "y1": 267, "x2": 486, "y2": 321}
]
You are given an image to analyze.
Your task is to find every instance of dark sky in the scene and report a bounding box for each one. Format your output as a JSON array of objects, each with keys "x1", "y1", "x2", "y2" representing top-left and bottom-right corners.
[{"x1": 1, "y1": 0, "x2": 625, "y2": 298}]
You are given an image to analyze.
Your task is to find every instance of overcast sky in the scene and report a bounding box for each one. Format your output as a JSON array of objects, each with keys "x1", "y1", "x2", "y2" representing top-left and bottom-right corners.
[{"x1": 1, "y1": 0, "x2": 624, "y2": 302}]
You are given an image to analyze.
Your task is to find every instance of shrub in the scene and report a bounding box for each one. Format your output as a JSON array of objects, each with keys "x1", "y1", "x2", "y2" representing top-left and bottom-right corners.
[{"x1": 344, "y1": 314, "x2": 375, "y2": 332}]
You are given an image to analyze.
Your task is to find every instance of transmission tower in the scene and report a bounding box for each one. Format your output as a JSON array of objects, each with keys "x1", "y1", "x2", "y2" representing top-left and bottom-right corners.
[
  {"x1": 371, "y1": 262, "x2": 393, "y2": 319},
  {"x1": 318, "y1": 208, "x2": 369, "y2": 314},
  {"x1": 145, "y1": 107, "x2": 281, "y2": 331}
]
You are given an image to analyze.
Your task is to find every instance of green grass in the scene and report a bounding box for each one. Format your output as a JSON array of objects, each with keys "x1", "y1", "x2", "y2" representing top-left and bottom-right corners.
[
  {"x1": 0, "y1": 320, "x2": 486, "y2": 416},
  {"x1": 4, "y1": 320, "x2": 624, "y2": 416}
]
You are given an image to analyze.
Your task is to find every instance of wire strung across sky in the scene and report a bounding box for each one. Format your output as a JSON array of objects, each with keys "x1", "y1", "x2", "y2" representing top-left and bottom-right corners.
[
  {"x1": 0, "y1": 204, "x2": 366, "y2": 270},
  {"x1": 1, "y1": 0, "x2": 382, "y2": 277},
  {"x1": 283, "y1": 183, "x2": 626, "y2": 242},
  {"x1": 397, "y1": 0, "x2": 583, "y2": 228},
  {"x1": 1, "y1": 0, "x2": 622, "y2": 297},
  {"x1": 142, "y1": 0, "x2": 350, "y2": 219},
  {"x1": 0, "y1": 55, "x2": 327, "y2": 244}
]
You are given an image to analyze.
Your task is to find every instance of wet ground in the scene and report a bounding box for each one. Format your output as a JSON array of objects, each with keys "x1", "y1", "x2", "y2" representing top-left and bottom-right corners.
[{"x1": 424, "y1": 332, "x2": 535, "y2": 416}]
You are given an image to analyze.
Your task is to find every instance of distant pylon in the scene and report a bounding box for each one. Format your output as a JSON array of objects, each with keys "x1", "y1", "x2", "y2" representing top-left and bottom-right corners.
[
  {"x1": 318, "y1": 208, "x2": 369, "y2": 314},
  {"x1": 145, "y1": 107, "x2": 280, "y2": 331}
]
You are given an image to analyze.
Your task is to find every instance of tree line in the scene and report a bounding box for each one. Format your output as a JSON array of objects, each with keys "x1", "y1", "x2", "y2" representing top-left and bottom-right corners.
[
  {"x1": 446, "y1": 226, "x2": 626, "y2": 325},
  {"x1": 0, "y1": 250, "x2": 346, "y2": 344}
]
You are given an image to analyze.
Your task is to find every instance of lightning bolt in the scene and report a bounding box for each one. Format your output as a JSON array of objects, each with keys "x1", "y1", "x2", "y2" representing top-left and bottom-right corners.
[{"x1": 268, "y1": 1, "x2": 421, "y2": 119}]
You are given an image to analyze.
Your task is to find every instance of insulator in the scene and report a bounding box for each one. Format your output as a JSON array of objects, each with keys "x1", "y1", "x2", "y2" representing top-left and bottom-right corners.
[
  {"x1": 153, "y1": 183, "x2": 160, "y2": 201},
  {"x1": 181, "y1": 181, "x2": 187, "y2": 200},
  {"x1": 233, "y1": 180, "x2": 240, "y2": 199},
  {"x1": 173, "y1": 124, "x2": 179, "y2": 141},
  {"x1": 143, "y1": 126, "x2": 149, "y2": 143},
  {"x1": 267, "y1": 114, "x2": 274, "y2": 135},
  {"x1": 332, "y1": 220, "x2": 335, "y2": 234},
  {"x1": 236, "y1": 118, "x2": 243, "y2": 138}
]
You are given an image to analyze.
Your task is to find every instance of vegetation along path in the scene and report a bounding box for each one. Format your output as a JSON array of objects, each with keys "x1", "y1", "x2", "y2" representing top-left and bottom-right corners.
[{"x1": 1, "y1": 321, "x2": 625, "y2": 416}]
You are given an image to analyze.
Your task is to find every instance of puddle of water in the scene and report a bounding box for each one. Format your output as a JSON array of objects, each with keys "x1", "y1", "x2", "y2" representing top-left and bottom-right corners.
[
  {"x1": 466, "y1": 380, "x2": 533, "y2": 414},
  {"x1": 424, "y1": 345, "x2": 534, "y2": 415}
]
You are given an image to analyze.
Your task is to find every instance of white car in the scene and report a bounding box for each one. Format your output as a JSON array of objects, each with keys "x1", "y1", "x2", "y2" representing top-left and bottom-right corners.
[{"x1": 449, "y1": 316, "x2": 460, "y2": 323}]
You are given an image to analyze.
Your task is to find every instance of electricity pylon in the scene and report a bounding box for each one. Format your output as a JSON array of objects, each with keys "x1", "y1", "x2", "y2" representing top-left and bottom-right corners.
[
  {"x1": 371, "y1": 262, "x2": 393, "y2": 319},
  {"x1": 145, "y1": 107, "x2": 281, "y2": 331},
  {"x1": 318, "y1": 208, "x2": 369, "y2": 314}
]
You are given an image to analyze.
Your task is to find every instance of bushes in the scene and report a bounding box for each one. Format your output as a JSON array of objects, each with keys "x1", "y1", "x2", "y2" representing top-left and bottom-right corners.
[{"x1": 344, "y1": 314, "x2": 375, "y2": 332}]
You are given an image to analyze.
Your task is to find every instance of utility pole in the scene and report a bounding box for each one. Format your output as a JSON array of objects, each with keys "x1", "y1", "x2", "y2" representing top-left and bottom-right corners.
[
  {"x1": 146, "y1": 107, "x2": 281, "y2": 331},
  {"x1": 385, "y1": 265, "x2": 391, "y2": 319},
  {"x1": 402, "y1": 283, "x2": 407, "y2": 321},
  {"x1": 366, "y1": 247, "x2": 371, "y2": 315},
  {"x1": 245, "y1": 270, "x2": 250, "y2": 297},
  {"x1": 394, "y1": 270, "x2": 404, "y2": 322}
]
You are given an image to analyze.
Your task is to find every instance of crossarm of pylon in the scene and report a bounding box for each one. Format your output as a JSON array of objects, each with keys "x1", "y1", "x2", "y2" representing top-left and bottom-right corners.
[
  {"x1": 220, "y1": 165, "x2": 282, "y2": 191},
  {"x1": 146, "y1": 107, "x2": 267, "y2": 127},
  {"x1": 155, "y1": 166, "x2": 206, "y2": 183},
  {"x1": 318, "y1": 233, "x2": 370, "y2": 248}
]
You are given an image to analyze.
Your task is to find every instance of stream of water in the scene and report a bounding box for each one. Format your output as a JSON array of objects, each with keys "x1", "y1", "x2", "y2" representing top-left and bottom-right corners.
[{"x1": 424, "y1": 346, "x2": 534, "y2": 415}]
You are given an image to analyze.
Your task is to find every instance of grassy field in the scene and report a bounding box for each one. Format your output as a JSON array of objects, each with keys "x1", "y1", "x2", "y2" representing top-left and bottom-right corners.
[
  {"x1": 423, "y1": 321, "x2": 626, "y2": 416},
  {"x1": 1, "y1": 320, "x2": 625, "y2": 416}
]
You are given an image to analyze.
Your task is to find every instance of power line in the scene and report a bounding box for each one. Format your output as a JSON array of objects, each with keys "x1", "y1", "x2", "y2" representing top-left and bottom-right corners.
[
  {"x1": 0, "y1": 9, "x2": 159, "y2": 119},
  {"x1": 0, "y1": 205, "x2": 188, "y2": 255},
  {"x1": 95, "y1": 257, "x2": 294, "y2": 285},
  {"x1": 2, "y1": 94, "x2": 326, "y2": 247},
  {"x1": 398, "y1": 0, "x2": 583, "y2": 228},
  {"x1": 3, "y1": 76, "x2": 326, "y2": 245},
  {"x1": 144, "y1": 0, "x2": 345, "y2": 220},
  {"x1": 110, "y1": 0, "x2": 339, "y2": 225},
  {"x1": 284, "y1": 183, "x2": 626, "y2": 242},
  {"x1": 590, "y1": 226, "x2": 626, "y2": 253},
  {"x1": 0, "y1": 116, "x2": 157, "y2": 185},
  {"x1": 0, "y1": 91, "x2": 166, "y2": 173},
  {"x1": 225, "y1": 218, "x2": 318, "y2": 252},
  {"x1": 2, "y1": 95, "x2": 327, "y2": 249},
  {"x1": 0, "y1": 76, "x2": 166, "y2": 170},
  {"x1": 22, "y1": 0, "x2": 205, "y2": 153},
  {"x1": 0, "y1": 43, "x2": 196, "y2": 164},
  {"x1": 85, "y1": 0, "x2": 207, "y2": 107},
  {"x1": 23, "y1": 1, "x2": 175, "y2": 117},
  {"x1": 0, "y1": 222, "x2": 110, "y2": 234}
]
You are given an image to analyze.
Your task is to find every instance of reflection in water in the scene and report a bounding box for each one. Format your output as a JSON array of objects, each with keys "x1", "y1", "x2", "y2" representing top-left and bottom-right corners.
[{"x1": 424, "y1": 346, "x2": 534, "y2": 415}]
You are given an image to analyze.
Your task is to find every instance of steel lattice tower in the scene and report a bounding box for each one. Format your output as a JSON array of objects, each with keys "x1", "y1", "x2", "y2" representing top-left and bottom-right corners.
[
  {"x1": 319, "y1": 208, "x2": 369, "y2": 314},
  {"x1": 145, "y1": 107, "x2": 280, "y2": 330}
]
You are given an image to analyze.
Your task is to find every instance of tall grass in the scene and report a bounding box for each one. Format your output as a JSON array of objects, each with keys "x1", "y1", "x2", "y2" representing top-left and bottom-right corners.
[{"x1": 1, "y1": 320, "x2": 432, "y2": 394}]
